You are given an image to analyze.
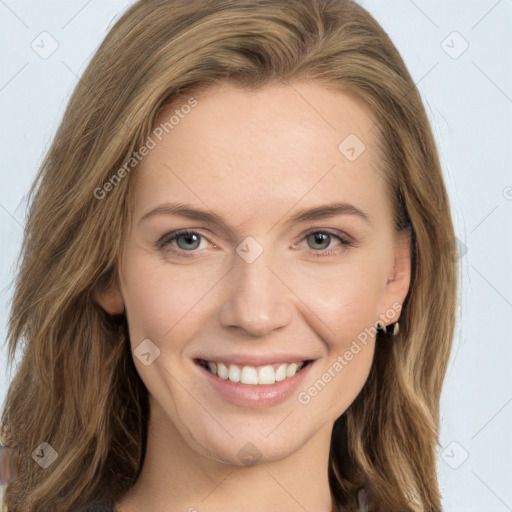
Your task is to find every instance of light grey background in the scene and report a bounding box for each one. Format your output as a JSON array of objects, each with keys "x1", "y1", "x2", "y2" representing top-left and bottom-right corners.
[{"x1": 1, "y1": 1, "x2": 511, "y2": 510}]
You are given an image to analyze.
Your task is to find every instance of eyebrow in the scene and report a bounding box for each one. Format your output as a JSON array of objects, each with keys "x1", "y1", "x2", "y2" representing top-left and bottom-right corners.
[{"x1": 138, "y1": 201, "x2": 371, "y2": 231}]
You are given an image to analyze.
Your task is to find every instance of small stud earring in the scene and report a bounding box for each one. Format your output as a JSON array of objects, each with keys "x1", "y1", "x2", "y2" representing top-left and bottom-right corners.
[
  {"x1": 386, "y1": 322, "x2": 400, "y2": 336},
  {"x1": 377, "y1": 321, "x2": 400, "y2": 336}
]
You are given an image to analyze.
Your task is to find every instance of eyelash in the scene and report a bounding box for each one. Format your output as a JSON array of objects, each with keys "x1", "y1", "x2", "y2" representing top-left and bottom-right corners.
[{"x1": 155, "y1": 228, "x2": 354, "y2": 258}]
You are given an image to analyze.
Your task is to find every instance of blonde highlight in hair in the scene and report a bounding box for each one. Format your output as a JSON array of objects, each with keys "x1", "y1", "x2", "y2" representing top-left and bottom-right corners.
[{"x1": 1, "y1": 1, "x2": 458, "y2": 510}]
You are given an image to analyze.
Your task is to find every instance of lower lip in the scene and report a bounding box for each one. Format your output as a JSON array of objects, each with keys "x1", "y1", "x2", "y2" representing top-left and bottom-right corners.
[{"x1": 195, "y1": 361, "x2": 314, "y2": 408}]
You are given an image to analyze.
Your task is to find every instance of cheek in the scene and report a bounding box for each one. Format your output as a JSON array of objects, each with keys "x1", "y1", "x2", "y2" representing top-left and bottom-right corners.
[
  {"x1": 119, "y1": 248, "x2": 222, "y2": 344},
  {"x1": 287, "y1": 260, "x2": 382, "y2": 413},
  {"x1": 287, "y1": 257, "x2": 385, "y2": 344}
]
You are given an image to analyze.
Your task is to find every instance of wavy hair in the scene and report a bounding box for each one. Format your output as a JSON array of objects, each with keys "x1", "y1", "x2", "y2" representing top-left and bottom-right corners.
[{"x1": 1, "y1": 0, "x2": 458, "y2": 510}]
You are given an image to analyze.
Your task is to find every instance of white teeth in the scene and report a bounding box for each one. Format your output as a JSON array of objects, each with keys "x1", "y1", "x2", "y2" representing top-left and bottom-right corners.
[
  {"x1": 275, "y1": 363, "x2": 287, "y2": 382},
  {"x1": 286, "y1": 362, "x2": 299, "y2": 378},
  {"x1": 217, "y1": 362, "x2": 229, "y2": 379},
  {"x1": 202, "y1": 360, "x2": 307, "y2": 385},
  {"x1": 258, "y1": 365, "x2": 275, "y2": 385},
  {"x1": 240, "y1": 366, "x2": 259, "y2": 385},
  {"x1": 228, "y1": 364, "x2": 241, "y2": 382}
]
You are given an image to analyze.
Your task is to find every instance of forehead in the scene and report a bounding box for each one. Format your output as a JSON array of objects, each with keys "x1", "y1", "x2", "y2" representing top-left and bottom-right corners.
[{"x1": 132, "y1": 81, "x2": 391, "y2": 229}]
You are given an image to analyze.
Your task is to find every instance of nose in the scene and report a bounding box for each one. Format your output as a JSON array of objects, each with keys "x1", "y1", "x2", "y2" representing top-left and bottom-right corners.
[{"x1": 218, "y1": 248, "x2": 294, "y2": 338}]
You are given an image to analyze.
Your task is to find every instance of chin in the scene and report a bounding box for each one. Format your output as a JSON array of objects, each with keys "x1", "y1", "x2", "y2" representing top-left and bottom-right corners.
[{"x1": 180, "y1": 411, "x2": 320, "y2": 468}]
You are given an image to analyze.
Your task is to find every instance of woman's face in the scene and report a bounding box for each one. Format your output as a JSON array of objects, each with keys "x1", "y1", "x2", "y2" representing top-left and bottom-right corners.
[{"x1": 106, "y1": 81, "x2": 410, "y2": 466}]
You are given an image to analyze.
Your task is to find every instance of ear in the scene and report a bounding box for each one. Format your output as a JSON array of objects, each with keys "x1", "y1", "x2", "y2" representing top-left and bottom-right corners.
[
  {"x1": 379, "y1": 230, "x2": 411, "y2": 324},
  {"x1": 93, "y1": 279, "x2": 125, "y2": 316}
]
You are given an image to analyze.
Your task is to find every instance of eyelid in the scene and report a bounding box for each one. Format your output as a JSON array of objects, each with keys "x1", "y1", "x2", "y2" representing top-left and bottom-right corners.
[
  {"x1": 297, "y1": 227, "x2": 354, "y2": 246},
  {"x1": 156, "y1": 228, "x2": 215, "y2": 249},
  {"x1": 156, "y1": 227, "x2": 355, "y2": 257}
]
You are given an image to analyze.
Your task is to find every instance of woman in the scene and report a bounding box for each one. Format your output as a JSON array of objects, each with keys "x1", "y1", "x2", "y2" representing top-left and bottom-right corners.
[{"x1": 0, "y1": 0, "x2": 458, "y2": 511}]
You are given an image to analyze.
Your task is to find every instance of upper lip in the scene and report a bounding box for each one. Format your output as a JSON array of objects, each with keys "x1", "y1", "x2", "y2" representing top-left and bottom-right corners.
[{"x1": 194, "y1": 354, "x2": 314, "y2": 366}]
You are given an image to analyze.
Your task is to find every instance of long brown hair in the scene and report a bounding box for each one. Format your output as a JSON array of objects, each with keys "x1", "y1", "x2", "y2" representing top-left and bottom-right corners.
[{"x1": 1, "y1": 0, "x2": 458, "y2": 510}]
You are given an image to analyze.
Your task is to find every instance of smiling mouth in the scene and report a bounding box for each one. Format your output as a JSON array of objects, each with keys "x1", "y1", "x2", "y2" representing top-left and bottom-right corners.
[{"x1": 195, "y1": 359, "x2": 313, "y2": 385}]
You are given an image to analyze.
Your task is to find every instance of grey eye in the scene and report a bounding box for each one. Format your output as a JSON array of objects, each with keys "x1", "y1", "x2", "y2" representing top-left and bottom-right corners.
[
  {"x1": 174, "y1": 232, "x2": 202, "y2": 251},
  {"x1": 306, "y1": 232, "x2": 333, "y2": 251}
]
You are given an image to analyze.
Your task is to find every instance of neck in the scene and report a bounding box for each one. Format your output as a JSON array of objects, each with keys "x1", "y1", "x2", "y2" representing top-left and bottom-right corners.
[{"x1": 116, "y1": 400, "x2": 335, "y2": 512}]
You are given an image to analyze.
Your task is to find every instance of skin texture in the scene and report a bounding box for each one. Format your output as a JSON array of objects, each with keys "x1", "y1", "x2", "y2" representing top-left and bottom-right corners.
[{"x1": 98, "y1": 81, "x2": 411, "y2": 512}]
